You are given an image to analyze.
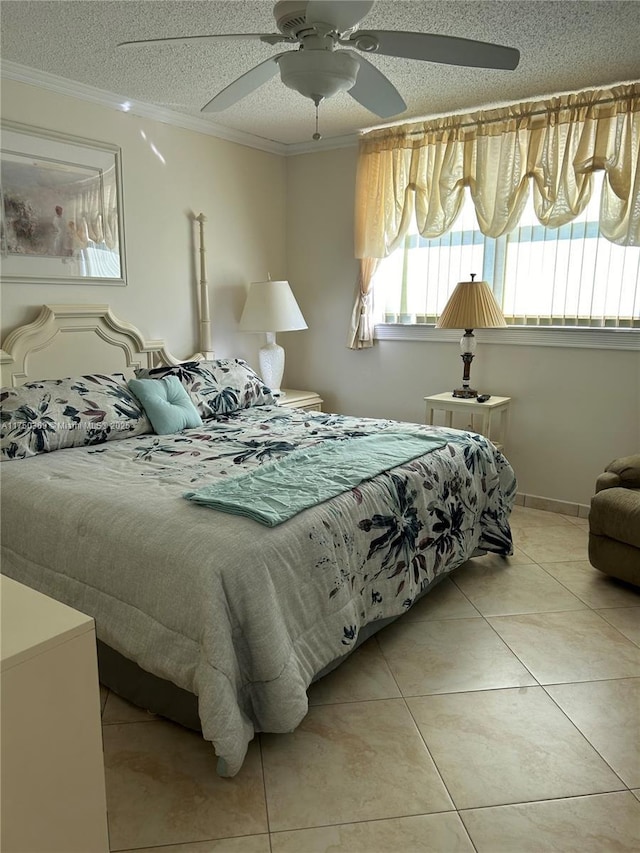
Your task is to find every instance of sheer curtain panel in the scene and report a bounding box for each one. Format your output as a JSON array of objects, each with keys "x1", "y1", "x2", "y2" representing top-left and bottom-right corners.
[{"x1": 350, "y1": 82, "x2": 640, "y2": 347}]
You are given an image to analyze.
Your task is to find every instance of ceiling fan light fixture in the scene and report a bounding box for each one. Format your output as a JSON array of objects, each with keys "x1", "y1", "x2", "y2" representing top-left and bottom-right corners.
[{"x1": 278, "y1": 50, "x2": 359, "y2": 101}]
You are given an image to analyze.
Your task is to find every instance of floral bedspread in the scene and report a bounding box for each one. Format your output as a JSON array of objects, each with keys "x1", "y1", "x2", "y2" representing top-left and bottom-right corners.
[{"x1": 0, "y1": 404, "x2": 516, "y2": 776}]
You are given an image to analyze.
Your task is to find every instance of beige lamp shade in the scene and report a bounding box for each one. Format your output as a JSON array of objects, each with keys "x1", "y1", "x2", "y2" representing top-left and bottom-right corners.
[
  {"x1": 239, "y1": 279, "x2": 307, "y2": 333},
  {"x1": 436, "y1": 278, "x2": 507, "y2": 329}
]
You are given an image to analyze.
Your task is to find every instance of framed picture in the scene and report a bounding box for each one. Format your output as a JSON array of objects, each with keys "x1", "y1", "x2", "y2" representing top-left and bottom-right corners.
[{"x1": 0, "y1": 122, "x2": 127, "y2": 286}]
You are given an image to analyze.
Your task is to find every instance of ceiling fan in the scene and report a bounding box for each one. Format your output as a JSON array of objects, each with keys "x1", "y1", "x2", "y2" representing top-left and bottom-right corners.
[{"x1": 119, "y1": 0, "x2": 520, "y2": 125}]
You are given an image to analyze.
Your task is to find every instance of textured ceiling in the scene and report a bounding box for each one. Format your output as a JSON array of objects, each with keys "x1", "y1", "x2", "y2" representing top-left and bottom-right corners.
[{"x1": 2, "y1": 0, "x2": 639, "y2": 148}]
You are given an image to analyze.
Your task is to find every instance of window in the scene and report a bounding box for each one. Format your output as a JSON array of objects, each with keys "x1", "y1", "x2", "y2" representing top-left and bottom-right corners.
[{"x1": 374, "y1": 174, "x2": 639, "y2": 329}]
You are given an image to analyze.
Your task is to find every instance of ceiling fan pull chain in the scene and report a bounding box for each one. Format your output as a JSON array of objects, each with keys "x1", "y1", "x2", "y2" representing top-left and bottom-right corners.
[{"x1": 313, "y1": 97, "x2": 322, "y2": 141}]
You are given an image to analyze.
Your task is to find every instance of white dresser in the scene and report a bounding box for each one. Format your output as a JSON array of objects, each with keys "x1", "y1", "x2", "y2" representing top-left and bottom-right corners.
[{"x1": 1, "y1": 576, "x2": 109, "y2": 852}]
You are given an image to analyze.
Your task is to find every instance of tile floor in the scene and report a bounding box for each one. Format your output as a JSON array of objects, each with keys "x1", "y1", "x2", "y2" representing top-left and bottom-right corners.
[{"x1": 100, "y1": 505, "x2": 640, "y2": 852}]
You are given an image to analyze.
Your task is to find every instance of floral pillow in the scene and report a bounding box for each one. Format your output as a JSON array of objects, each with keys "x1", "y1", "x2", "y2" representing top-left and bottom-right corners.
[
  {"x1": 134, "y1": 359, "x2": 276, "y2": 418},
  {"x1": 0, "y1": 373, "x2": 152, "y2": 461}
]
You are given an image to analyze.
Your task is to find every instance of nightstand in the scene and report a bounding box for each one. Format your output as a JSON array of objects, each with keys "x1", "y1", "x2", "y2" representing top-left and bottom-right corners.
[
  {"x1": 278, "y1": 389, "x2": 323, "y2": 412},
  {"x1": 424, "y1": 392, "x2": 511, "y2": 450}
]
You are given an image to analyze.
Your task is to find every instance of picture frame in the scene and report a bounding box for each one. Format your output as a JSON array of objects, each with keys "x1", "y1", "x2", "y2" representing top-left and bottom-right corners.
[{"x1": 0, "y1": 121, "x2": 127, "y2": 286}]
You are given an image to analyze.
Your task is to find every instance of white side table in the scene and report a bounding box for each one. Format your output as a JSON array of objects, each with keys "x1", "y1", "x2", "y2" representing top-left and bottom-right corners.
[
  {"x1": 424, "y1": 392, "x2": 511, "y2": 450},
  {"x1": 1, "y1": 576, "x2": 109, "y2": 853},
  {"x1": 278, "y1": 389, "x2": 323, "y2": 412}
]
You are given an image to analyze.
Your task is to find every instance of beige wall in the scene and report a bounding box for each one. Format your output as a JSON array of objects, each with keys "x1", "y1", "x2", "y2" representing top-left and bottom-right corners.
[
  {"x1": 0, "y1": 79, "x2": 287, "y2": 366},
  {"x1": 1, "y1": 80, "x2": 638, "y2": 507},
  {"x1": 284, "y1": 146, "x2": 640, "y2": 507}
]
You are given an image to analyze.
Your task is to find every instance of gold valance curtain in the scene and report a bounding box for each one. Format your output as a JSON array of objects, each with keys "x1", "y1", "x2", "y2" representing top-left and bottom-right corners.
[{"x1": 349, "y1": 82, "x2": 640, "y2": 347}]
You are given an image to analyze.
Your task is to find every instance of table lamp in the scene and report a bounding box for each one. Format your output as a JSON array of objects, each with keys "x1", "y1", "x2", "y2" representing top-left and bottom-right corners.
[
  {"x1": 239, "y1": 278, "x2": 307, "y2": 396},
  {"x1": 436, "y1": 274, "x2": 507, "y2": 398}
]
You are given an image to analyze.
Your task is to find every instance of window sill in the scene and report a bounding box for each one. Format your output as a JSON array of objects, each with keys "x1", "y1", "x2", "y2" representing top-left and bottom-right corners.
[{"x1": 374, "y1": 324, "x2": 639, "y2": 351}]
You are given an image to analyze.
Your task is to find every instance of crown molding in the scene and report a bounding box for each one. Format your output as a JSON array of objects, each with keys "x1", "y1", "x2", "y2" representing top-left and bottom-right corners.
[
  {"x1": 1, "y1": 60, "x2": 359, "y2": 156},
  {"x1": 1, "y1": 60, "x2": 291, "y2": 156},
  {"x1": 285, "y1": 132, "x2": 359, "y2": 156}
]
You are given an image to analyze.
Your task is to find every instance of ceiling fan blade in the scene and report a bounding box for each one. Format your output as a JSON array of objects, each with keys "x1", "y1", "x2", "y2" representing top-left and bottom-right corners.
[
  {"x1": 346, "y1": 52, "x2": 406, "y2": 118},
  {"x1": 305, "y1": 0, "x2": 374, "y2": 32},
  {"x1": 118, "y1": 33, "x2": 288, "y2": 48},
  {"x1": 348, "y1": 30, "x2": 520, "y2": 70},
  {"x1": 201, "y1": 54, "x2": 285, "y2": 112}
]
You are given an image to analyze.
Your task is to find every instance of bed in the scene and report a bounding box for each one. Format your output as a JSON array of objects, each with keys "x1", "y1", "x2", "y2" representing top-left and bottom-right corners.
[{"x1": 0, "y1": 303, "x2": 516, "y2": 777}]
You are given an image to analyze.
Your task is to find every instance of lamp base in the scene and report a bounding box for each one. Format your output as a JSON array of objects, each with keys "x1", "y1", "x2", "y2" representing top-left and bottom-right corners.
[
  {"x1": 258, "y1": 333, "x2": 284, "y2": 396},
  {"x1": 452, "y1": 387, "x2": 478, "y2": 399}
]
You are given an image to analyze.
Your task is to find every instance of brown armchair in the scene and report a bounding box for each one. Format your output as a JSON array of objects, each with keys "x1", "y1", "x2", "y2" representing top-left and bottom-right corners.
[{"x1": 588, "y1": 454, "x2": 640, "y2": 587}]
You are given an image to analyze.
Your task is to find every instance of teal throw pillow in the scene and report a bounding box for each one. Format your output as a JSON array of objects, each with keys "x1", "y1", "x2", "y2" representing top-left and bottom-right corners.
[{"x1": 128, "y1": 376, "x2": 203, "y2": 435}]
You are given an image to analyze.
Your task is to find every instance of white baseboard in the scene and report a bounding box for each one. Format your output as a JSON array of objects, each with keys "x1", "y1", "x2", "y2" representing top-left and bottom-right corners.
[{"x1": 515, "y1": 492, "x2": 590, "y2": 519}]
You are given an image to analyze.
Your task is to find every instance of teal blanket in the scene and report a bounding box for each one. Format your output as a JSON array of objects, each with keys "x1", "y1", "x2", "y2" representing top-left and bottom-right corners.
[{"x1": 184, "y1": 431, "x2": 448, "y2": 526}]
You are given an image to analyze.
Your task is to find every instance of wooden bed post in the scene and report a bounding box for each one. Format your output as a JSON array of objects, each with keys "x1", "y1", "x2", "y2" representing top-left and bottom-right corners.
[{"x1": 196, "y1": 213, "x2": 214, "y2": 360}]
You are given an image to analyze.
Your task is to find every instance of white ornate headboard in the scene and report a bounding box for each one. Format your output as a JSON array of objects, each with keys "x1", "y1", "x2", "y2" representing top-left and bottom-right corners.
[{"x1": 0, "y1": 304, "x2": 190, "y2": 387}]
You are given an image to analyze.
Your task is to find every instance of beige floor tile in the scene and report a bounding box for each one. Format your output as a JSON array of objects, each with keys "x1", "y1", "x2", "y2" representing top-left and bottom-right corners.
[
  {"x1": 460, "y1": 791, "x2": 640, "y2": 852},
  {"x1": 377, "y1": 617, "x2": 535, "y2": 696},
  {"x1": 124, "y1": 836, "x2": 271, "y2": 853},
  {"x1": 597, "y1": 607, "x2": 640, "y2": 645},
  {"x1": 270, "y1": 813, "x2": 475, "y2": 853},
  {"x1": 513, "y1": 525, "x2": 589, "y2": 563},
  {"x1": 451, "y1": 561, "x2": 587, "y2": 616},
  {"x1": 102, "y1": 690, "x2": 157, "y2": 724},
  {"x1": 261, "y1": 699, "x2": 453, "y2": 832},
  {"x1": 103, "y1": 720, "x2": 267, "y2": 851},
  {"x1": 541, "y1": 561, "x2": 640, "y2": 609},
  {"x1": 407, "y1": 687, "x2": 624, "y2": 809},
  {"x1": 403, "y1": 577, "x2": 481, "y2": 622},
  {"x1": 563, "y1": 515, "x2": 590, "y2": 527},
  {"x1": 633, "y1": 789, "x2": 640, "y2": 802},
  {"x1": 307, "y1": 638, "x2": 401, "y2": 706},
  {"x1": 546, "y1": 678, "x2": 640, "y2": 787},
  {"x1": 461, "y1": 548, "x2": 534, "y2": 569},
  {"x1": 509, "y1": 505, "x2": 574, "y2": 528},
  {"x1": 488, "y1": 609, "x2": 640, "y2": 684}
]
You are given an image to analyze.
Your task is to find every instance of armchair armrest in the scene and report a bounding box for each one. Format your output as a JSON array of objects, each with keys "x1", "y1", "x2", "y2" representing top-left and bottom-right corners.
[{"x1": 595, "y1": 454, "x2": 640, "y2": 493}]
